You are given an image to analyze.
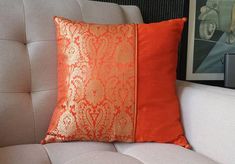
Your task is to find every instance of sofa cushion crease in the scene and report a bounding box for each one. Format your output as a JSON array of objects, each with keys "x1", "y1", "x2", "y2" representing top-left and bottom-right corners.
[
  {"x1": 64, "y1": 151, "x2": 144, "y2": 164},
  {"x1": 114, "y1": 143, "x2": 218, "y2": 164},
  {"x1": 44, "y1": 142, "x2": 117, "y2": 164}
]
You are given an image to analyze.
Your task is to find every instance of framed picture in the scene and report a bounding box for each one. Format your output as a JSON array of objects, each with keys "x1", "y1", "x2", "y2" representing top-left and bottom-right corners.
[{"x1": 186, "y1": 0, "x2": 235, "y2": 80}]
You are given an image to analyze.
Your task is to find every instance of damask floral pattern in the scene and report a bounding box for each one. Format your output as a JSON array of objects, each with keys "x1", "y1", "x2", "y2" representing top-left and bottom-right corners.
[
  {"x1": 42, "y1": 17, "x2": 189, "y2": 148},
  {"x1": 42, "y1": 17, "x2": 137, "y2": 143}
]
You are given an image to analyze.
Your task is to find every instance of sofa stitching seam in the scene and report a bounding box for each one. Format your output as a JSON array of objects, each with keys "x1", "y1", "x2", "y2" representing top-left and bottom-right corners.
[
  {"x1": 113, "y1": 143, "x2": 118, "y2": 152},
  {"x1": 21, "y1": 0, "x2": 26, "y2": 43},
  {"x1": 27, "y1": 40, "x2": 56, "y2": 44},
  {"x1": 0, "y1": 88, "x2": 57, "y2": 94},
  {"x1": 75, "y1": 0, "x2": 84, "y2": 20},
  {"x1": 112, "y1": 145, "x2": 144, "y2": 164},
  {"x1": 22, "y1": 0, "x2": 37, "y2": 143},
  {"x1": 42, "y1": 145, "x2": 53, "y2": 164},
  {"x1": 31, "y1": 88, "x2": 58, "y2": 93},
  {"x1": 0, "y1": 39, "x2": 56, "y2": 43},
  {"x1": 0, "y1": 38, "x2": 25, "y2": 43},
  {"x1": 119, "y1": 153, "x2": 144, "y2": 164}
]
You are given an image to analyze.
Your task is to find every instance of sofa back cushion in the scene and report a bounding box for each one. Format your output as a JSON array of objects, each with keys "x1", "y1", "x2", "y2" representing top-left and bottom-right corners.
[{"x1": 0, "y1": 0, "x2": 143, "y2": 147}]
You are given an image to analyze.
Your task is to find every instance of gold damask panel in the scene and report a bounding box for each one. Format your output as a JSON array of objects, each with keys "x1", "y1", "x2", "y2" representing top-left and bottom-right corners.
[{"x1": 42, "y1": 17, "x2": 137, "y2": 143}]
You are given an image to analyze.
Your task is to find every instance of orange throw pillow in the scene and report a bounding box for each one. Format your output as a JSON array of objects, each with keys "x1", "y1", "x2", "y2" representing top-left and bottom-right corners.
[{"x1": 42, "y1": 16, "x2": 189, "y2": 148}]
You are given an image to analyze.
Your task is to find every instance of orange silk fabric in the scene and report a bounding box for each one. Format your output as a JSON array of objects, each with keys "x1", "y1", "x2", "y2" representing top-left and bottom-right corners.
[
  {"x1": 42, "y1": 17, "x2": 189, "y2": 148},
  {"x1": 43, "y1": 17, "x2": 137, "y2": 143},
  {"x1": 136, "y1": 19, "x2": 189, "y2": 147}
]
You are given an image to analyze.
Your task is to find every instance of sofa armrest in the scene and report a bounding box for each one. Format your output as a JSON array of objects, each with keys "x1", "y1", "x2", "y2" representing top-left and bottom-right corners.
[{"x1": 176, "y1": 80, "x2": 235, "y2": 164}]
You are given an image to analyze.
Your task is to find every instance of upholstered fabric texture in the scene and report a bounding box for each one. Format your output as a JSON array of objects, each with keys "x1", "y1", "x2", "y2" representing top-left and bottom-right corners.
[
  {"x1": 0, "y1": 0, "x2": 232, "y2": 163},
  {"x1": 177, "y1": 81, "x2": 235, "y2": 164},
  {"x1": 65, "y1": 151, "x2": 144, "y2": 164},
  {"x1": 0, "y1": 0, "x2": 143, "y2": 147},
  {"x1": 42, "y1": 16, "x2": 188, "y2": 147},
  {"x1": 0, "y1": 142, "x2": 218, "y2": 164}
]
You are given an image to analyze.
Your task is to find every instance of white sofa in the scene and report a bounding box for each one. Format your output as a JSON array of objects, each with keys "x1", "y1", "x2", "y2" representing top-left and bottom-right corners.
[{"x1": 0, "y1": 0, "x2": 234, "y2": 163}]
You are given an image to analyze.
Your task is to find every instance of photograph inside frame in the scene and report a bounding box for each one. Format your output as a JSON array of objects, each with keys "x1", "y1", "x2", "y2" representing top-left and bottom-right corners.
[{"x1": 187, "y1": 0, "x2": 235, "y2": 80}]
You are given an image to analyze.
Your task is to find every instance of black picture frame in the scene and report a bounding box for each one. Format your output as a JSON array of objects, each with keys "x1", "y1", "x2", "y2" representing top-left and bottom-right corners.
[{"x1": 179, "y1": 0, "x2": 224, "y2": 87}]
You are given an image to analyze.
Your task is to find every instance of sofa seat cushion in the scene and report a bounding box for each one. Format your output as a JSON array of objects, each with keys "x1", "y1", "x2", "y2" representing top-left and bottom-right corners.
[
  {"x1": 115, "y1": 143, "x2": 218, "y2": 164},
  {"x1": 65, "y1": 151, "x2": 143, "y2": 164},
  {"x1": 0, "y1": 144, "x2": 50, "y2": 164},
  {"x1": 44, "y1": 142, "x2": 116, "y2": 164},
  {"x1": 0, "y1": 142, "x2": 218, "y2": 164}
]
